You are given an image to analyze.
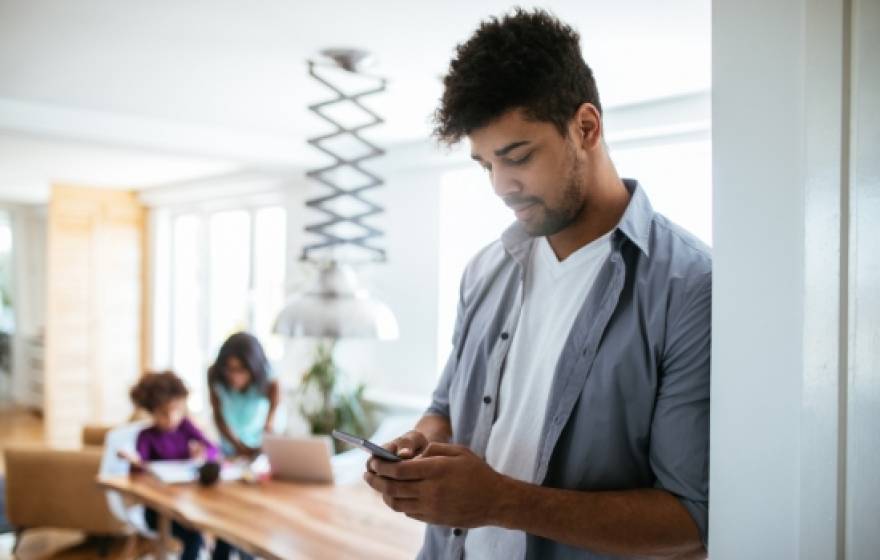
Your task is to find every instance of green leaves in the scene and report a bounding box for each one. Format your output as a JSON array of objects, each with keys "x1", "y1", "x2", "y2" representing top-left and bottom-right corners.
[{"x1": 298, "y1": 340, "x2": 376, "y2": 453}]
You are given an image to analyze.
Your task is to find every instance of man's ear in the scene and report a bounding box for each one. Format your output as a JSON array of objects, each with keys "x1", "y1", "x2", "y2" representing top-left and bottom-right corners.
[{"x1": 569, "y1": 102, "x2": 603, "y2": 151}]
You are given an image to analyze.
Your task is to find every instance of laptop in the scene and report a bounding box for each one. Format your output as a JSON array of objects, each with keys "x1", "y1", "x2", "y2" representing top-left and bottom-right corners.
[{"x1": 262, "y1": 434, "x2": 335, "y2": 484}]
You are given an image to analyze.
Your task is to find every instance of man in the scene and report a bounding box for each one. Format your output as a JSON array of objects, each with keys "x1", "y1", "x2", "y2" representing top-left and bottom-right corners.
[{"x1": 364, "y1": 9, "x2": 710, "y2": 560}]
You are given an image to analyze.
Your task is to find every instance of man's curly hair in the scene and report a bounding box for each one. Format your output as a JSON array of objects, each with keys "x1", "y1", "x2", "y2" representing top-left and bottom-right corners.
[
  {"x1": 434, "y1": 8, "x2": 602, "y2": 145},
  {"x1": 130, "y1": 371, "x2": 189, "y2": 413}
]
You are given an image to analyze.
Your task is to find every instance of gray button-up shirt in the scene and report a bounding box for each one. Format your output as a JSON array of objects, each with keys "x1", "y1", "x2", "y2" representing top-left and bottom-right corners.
[{"x1": 419, "y1": 179, "x2": 711, "y2": 560}]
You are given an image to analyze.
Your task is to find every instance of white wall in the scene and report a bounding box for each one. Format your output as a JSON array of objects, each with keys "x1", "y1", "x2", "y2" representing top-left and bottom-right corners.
[
  {"x1": 7, "y1": 204, "x2": 47, "y2": 405},
  {"x1": 712, "y1": 0, "x2": 879, "y2": 558}
]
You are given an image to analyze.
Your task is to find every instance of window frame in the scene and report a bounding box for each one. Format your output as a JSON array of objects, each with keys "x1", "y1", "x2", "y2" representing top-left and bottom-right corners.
[{"x1": 148, "y1": 190, "x2": 287, "y2": 412}]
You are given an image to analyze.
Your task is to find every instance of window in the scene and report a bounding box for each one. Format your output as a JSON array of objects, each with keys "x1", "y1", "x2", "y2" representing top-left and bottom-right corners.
[
  {"x1": 436, "y1": 168, "x2": 512, "y2": 371},
  {"x1": 609, "y1": 138, "x2": 712, "y2": 245},
  {"x1": 170, "y1": 214, "x2": 203, "y2": 407},
  {"x1": 0, "y1": 210, "x2": 13, "y2": 399},
  {"x1": 160, "y1": 203, "x2": 287, "y2": 412}
]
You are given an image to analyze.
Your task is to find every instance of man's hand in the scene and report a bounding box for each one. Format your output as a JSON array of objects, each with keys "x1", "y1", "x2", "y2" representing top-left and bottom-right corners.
[
  {"x1": 382, "y1": 430, "x2": 430, "y2": 460},
  {"x1": 364, "y1": 442, "x2": 508, "y2": 528}
]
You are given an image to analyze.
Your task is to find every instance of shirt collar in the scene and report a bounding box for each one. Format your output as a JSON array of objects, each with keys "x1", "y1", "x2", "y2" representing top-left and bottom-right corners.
[
  {"x1": 615, "y1": 178, "x2": 652, "y2": 257},
  {"x1": 500, "y1": 178, "x2": 653, "y2": 265}
]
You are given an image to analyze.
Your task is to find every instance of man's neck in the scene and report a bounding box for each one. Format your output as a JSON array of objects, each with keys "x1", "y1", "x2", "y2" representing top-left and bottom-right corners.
[{"x1": 547, "y1": 175, "x2": 630, "y2": 261}]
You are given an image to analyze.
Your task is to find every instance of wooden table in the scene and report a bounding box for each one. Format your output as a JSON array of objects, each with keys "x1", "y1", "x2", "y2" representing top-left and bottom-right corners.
[{"x1": 98, "y1": 474, "x2": 425, "y2": 560}]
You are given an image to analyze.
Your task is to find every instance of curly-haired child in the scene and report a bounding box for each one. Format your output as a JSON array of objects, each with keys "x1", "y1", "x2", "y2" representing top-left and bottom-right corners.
[{"x1": 128, "y1": 371, "x2": 216, "y2": 560}]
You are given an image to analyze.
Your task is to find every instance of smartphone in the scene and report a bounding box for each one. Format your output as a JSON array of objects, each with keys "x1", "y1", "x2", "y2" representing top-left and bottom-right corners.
[{"x1": 331, "y1": 429, "x2": 402, "y2": 462}]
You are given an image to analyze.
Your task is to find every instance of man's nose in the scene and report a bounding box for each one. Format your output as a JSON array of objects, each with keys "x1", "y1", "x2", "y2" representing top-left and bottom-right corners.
[{"x1": 490, "y1": 167, "x2": 521, "y2": 198}]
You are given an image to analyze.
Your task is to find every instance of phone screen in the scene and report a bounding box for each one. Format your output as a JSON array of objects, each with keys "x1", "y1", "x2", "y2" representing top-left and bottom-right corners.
[{"x1": 331, "y1": 429, "x2": 402, "y2": 462}]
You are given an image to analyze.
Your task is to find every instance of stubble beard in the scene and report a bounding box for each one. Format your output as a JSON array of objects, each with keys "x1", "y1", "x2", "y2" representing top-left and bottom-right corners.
[{"x1": 524, "y1": 159, "x2": 586, "y2": 237}]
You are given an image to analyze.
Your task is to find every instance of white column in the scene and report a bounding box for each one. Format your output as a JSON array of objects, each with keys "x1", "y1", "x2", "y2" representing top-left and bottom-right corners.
[
  {"x1": 710, "y1": 0, "x2": 878, "y2": 557},
  {"x1": 845, "y1": 0, "x2": 880, "y2": 557}
]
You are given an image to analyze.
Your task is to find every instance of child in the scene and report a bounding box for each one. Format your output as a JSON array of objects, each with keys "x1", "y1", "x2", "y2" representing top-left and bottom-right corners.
[
  {"x1": 128, "y1": 371, "x2": 215, "y2": 560},
  {"x1": 131, "y1": 371, "x2": 219, "y2": 464},
  {"x1": 208, "y1": 332, "x2": 282, "y2": 458}
]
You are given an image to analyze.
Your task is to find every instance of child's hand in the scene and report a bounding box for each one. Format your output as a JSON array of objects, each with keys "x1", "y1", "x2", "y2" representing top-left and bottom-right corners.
[
  {"x1": 189, "y1": 441, "x2": 207, "y2": 460},
  {"x1": 231, "y1": 439, "x2": 252, "y2": 457},
  {"x1": 263, "y1": 414, "x2": 275, "y2": 434},
  {"x1": 117, "y1": 449, "x2": 142, "y2": 468},
  {"x1": 243, "y1": 445, "x2": 262, "y2": 459}
]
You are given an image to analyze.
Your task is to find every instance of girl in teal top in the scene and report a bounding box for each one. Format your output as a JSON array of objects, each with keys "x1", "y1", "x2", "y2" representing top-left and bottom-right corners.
[{"x1": 208, "y1": 332, "x2": 281, "y2": 458}]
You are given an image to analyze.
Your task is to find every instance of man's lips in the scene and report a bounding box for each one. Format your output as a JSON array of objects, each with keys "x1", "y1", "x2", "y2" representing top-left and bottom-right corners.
[{"x1": 507, "y1": 200, "x2": 538, "y2": 219}]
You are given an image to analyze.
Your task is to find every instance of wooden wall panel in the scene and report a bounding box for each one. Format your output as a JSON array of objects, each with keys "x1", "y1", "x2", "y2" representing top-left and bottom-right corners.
[{"x1": 45, "y1": 185, "x2": 145, "y2": 447}]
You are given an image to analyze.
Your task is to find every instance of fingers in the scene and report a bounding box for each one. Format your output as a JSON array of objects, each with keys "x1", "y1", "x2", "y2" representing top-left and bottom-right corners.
[
  {"x1": 364, "y1": 472, "x2": 424, "y2": 515},
  {"x1": 366, "y1": 430, "x2": 431, "y2": 473},
  {"x1": 369, "y1": 455, "x2": 441, "y2": 480},
  {"x1": 395, "y1": 431, "x2": 428, "y2": 459},
  {"x1": 419, "y1": 442, "x2": 466, "y2": 458},
  {"x1": 365, "y1": 442, "x2": 468, "y2": 478},
  {"x1": 189, "y1": 441, "x2": 207, "y2": 459},
  {"x1": 365, "y1": 454, "x2": 397, "y2": 475},
  {"x1": 117, "y1": 450, "x2": 141, "y2": 465},
  {"x1": 381, "y1": 493, "x2": 420, "y2": 514},
  {"x1": 363, "y1": 471, "x2": 423, "y2": 499}
]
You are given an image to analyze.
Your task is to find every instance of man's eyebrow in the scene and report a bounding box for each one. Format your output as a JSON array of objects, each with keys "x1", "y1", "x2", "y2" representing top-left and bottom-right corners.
[
  {"x1": 471, "y1": 140, "x2": 531, "y2": 162},
  {"x1": 494, "y1": 140, "x2": 530, "y2": 157}
]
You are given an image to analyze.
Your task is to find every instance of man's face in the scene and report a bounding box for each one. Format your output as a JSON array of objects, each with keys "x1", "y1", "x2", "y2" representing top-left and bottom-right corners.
[{"x1": 468, "y1": 108, "x2": 586, "y2": 237}]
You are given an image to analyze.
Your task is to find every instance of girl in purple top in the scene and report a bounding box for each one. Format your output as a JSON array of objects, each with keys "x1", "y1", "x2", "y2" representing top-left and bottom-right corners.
[
  {"x1": 130, "y1": 371, "x2": 219, "y2": 462},
  {"x1": 129, "y1": 371, "x2": 219, "y2": 560}
]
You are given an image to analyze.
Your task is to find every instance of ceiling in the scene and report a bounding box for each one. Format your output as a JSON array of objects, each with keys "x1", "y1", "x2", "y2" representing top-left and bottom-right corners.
[{"x1": 0, "y1": 0, "x2": 710, "y2": 203}]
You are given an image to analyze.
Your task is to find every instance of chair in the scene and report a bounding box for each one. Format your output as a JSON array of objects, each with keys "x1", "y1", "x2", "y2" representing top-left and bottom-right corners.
[
  {"x1": 98, "y1": 420, "x2": 153, "y2": 537},
  {"x1": 82, "y1": 424, "x2": 115, "y2": 447},
  {"x1": 3, "y1": 446, "x2": 132, "y2": 555}
]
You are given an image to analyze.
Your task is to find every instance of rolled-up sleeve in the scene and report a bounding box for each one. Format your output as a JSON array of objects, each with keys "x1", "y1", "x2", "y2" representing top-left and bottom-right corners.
[
  {"x1": 650, "y1": 269, "x2": 711, "y2": 547},
  {"x1": 425, "y1": 350, "x2": 456, "y2": 419}
]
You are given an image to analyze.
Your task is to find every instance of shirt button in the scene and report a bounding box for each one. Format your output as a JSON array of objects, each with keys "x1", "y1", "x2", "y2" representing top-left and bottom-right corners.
[
  {"x1": 453, "y1": 528, "x2": 463, "y2": 537},
  {"x1": 483, "y1": 395, "x2": 492, "y2": 404},
  {"x1": 500, "y1": 332, "x2": 509, "y2": 340}
]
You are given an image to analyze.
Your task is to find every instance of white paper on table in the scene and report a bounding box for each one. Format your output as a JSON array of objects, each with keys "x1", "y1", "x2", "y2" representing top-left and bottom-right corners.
[
  {"x1": 146, "y1": 460, "x2": 200, "y2": 484},
  {"x1": 146, "y1": 458, "x2": 268, "y2": 484}
]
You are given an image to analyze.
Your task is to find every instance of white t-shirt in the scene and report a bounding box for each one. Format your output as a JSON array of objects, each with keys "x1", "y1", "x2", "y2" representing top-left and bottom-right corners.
[{"x1": 464, "y1": 231, "x2": 612, "y2": 559}]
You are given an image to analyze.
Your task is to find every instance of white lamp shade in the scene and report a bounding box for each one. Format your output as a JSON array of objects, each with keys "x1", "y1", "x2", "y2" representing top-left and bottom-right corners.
[{"x1": 273, "y1": 261, "x2": 399, "y2": 340}]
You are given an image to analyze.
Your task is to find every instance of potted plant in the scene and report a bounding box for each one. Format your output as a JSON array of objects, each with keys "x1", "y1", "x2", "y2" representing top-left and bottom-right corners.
[{"x1": 297, "y1": 341, "x2": 375, "y2": 453}]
